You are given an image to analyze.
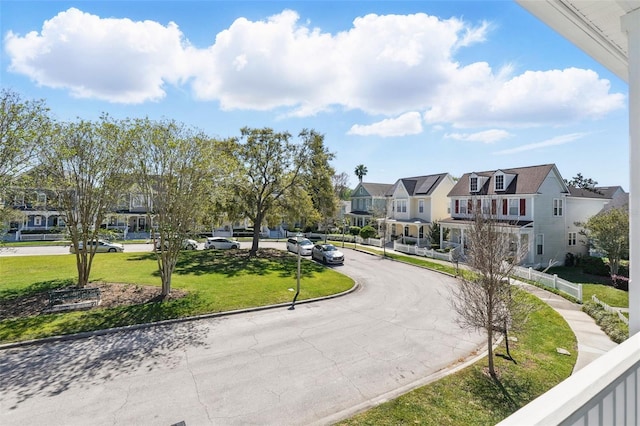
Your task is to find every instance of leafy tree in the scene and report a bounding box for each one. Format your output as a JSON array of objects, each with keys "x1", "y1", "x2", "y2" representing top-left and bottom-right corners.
[
  {"x1": 354, "y1": 164, "x2": 368, "y2": 183},
  {"x1": 332, "y1": 172, "x2": 351, "y2": 200},
  {"x1": 300, "y1": 129, "x2": 338, "y2": 232},
  {"x1": 427, "y1": 221, "x2": 448, "y2": 249},
  {"x1": 564, "y1": 173, "x2": 601, "y2": 194},
  {"x1": 0, "y1": 89, "x2": 51, "y2": 239},
  {"x1": 581, "y1": 207, "x2": 629, "y2": 278},
  {"x1": 359, "y1": 225, "x2": 377, "y2": 239},
  {"x1": 449, "y1": 208, "x2": 533, "y2": 378},
  {"x1": 232, "y1": 127, "x2": 311, "y2": 256},
  {"x1": 131, "y1": 118, "x2": 223, "y2": 296},
  {"x1": 38, "y1": 115, "x2": 130, "y2": 287}
]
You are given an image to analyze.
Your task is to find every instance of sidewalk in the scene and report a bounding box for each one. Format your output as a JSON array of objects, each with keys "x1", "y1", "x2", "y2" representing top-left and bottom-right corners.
[{"x1": 353, "y1": 244, "x2": 618, "y2": 373}]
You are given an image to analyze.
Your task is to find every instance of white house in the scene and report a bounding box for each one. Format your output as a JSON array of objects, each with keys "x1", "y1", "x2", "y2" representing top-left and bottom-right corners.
[
  {"x1": 384, "y1": 173, "x2": 456, "y2": 246},
  {"x1": 440, "y1": 164, "x2": 577, "y2": 265}
]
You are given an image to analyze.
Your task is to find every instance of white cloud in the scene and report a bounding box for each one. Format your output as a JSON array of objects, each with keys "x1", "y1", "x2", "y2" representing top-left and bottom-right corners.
[
  {"x1": 494, "y1": 132, "x2": 587, "y2": 155},
  {"x1": 3, "y1": 7, "x2": 624, "y2": 130},
  {"x1": 348, "y1": 112, "x2": 423, "y2": 137},
  {"x1": 4, "y1": 8, "x2": 192, "y2": 103},
  {"x1": 445, "y1": 129, "x2": 511, "y2": 143}
]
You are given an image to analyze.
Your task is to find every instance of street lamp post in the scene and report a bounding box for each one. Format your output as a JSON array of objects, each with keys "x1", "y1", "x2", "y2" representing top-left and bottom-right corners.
[{"x1": 289, "y1": 232, "x2": 303, "y2": 310}]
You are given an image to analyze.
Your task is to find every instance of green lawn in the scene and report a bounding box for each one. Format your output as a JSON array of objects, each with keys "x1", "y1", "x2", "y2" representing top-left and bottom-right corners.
[
  {"x1": 549, "y1": 266, "x2": 629, "y2": 308},
  {"x1": 0, "y1": 249, "x2": 354, "y2": 343},
  {"x1": 340, "y1": 290, "x2": 576, "y2": 425}
]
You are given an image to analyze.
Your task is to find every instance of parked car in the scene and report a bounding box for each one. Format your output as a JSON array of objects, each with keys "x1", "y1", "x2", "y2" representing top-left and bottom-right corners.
[
  {"x1": 155, "y1": 238, "x2": 198, "y2": 251},
  {"x1": 286, "y1": 237, "x2": 314, "y2": 256},
  {"x1": 204, "y1": 237, "x2": 240, "y2": 250},
  {"x1": 69, "y1": 239, "x2": 124, "y2": 253},
  {"x1": 311, "y1": 243, "x2": 345, "y2": 265}
]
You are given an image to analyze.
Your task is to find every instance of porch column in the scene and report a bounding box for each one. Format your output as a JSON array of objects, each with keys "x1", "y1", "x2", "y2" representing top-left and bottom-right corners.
[
  {"x1": 460, "y1": 228, "x2": 465, "y2": 255},
  {"x1": 623, "y1": 8, "x2": 640, "y2": 335}
]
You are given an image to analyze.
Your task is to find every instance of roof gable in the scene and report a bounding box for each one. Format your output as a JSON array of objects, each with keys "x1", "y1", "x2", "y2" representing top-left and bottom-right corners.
[
  {"x1": 448, "y1": 164, "x2": 565, "y2": 197},
  {"x1": 388, "y1": 173, "x2": 448, "y2": 197}
]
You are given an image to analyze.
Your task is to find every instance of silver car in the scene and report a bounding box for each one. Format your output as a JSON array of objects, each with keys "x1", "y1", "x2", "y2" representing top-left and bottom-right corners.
[
  {"x1": 155, "y1": 238, "x2": 198, "y2": 251},
  {"x1": 204, "y1": 237, "x2": 240, "y2": 250},
  {"x1": 69, "y1": 239, "x2": 124, "y2": 253},
  {"x1": 311, "y1": 244, "x2": 345, "y2": 265},
  {"x1": 287, "y1": 238, "x2": 314, "y2": 256}
]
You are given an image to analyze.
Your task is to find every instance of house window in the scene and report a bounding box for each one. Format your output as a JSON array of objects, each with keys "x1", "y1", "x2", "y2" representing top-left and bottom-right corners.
[
  {"x1": 470, "y1": 177, "x2": 478, "y2": 192},
  {"x1": 536, "y1": 234, "x2": 544, "y2": 255},
  {"x1": 419, "y1": 199, "x2": 424, "y2": 213},
  {"x1": 509, "y1": 199, "x2": 519, "y2": 216},
  {"x1": 459, "y1": 199, "x2": 467, "y2": 214},
  {"x1": 495, "y1": 175, "x2": 504, "y2": 191},
  {"x1": 553, "y1": 199, "x2": 563, "y2": 216},
  {"x1": 397, "y1": 199, "x2": 407, "y2": 213},
  {"x1": 491, "y1": 199, "x2": 497, "y2": 215},
  {"x1": 482, "y1": 199, "x2": 491, "y2": 214},
  {"x1": 568, "y1": 232, "x2": 577, "y2": 246},
  {"x1": 37, "y1": 193, "x2": 46, "y2": 205},
  {"x1": 34, "y1": 216, "x2": 42, "y2": 226}
]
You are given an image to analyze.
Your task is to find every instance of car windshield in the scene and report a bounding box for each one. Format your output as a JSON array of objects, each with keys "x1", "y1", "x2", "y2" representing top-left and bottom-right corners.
[
  {"x1": 299, "y1": 239, "x2": 312, "y2": 245},
  {"x1": 323, "y1": 245, "x2": 336, "y2": 251}
]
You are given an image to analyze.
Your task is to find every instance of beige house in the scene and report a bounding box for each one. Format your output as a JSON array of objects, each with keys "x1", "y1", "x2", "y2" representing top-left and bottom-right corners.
[{"x1": 384, "y1": 173, "x2": 456, "y2": 246}]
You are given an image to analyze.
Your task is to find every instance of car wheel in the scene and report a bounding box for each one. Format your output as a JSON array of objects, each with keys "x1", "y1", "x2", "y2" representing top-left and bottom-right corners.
[
  {"x1": 108, "y1": 248, "x2": 116, "y2": 253},
  {"x1": 189, "y1": 244, "x2": 196, "y2": 250}
]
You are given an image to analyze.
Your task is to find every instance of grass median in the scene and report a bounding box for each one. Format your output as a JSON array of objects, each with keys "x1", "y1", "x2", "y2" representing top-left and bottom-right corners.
[
  {"x1": 339, "y1": 290, "x2": 577, "y2": 425},
  {"x1": 0, "y1": 248, "x2": 354, "y2": 343}
]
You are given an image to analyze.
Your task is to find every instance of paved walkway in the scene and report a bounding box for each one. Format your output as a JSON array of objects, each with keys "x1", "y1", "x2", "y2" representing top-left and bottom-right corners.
[{"x1": 355, "y1": 244, "x2": 618, "y2": 373}]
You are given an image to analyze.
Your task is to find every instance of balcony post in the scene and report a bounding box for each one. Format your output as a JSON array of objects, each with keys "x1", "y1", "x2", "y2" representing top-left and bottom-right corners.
[{"x1": 623, "y1": 7, "x2": 640, "y2": 335}]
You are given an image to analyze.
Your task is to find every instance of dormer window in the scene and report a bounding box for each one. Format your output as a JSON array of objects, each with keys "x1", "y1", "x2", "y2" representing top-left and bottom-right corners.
[
  {"x1": 495, "y1": 175, "x2": 504, "y2": 191},
  {"x1": 470, "y1": 177, "x2": 479, "y2": 192}
]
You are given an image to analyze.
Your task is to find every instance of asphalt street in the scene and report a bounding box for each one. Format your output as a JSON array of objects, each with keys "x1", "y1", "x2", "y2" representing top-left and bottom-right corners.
[{"x1": 0, "y1": 246, "x2": 485, "y2": 425}]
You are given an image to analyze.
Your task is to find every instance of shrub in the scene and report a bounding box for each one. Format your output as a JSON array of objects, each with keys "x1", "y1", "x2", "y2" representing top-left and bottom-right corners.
[
  {"x1": 349, "y1": 226, "x2": 361, "y2": 236},
  {"x1": 580, "y1": 256, "x2": 610, "y2": 276},
  {"x1": 611, "y1": 275, "x2": 629, "y2": 291},
  {"x1": 359, "y1": 225, "x2": 377, "y2": 239},
  {"x1": 582, "y1": 301, "x2": 629, "y2": 343}
]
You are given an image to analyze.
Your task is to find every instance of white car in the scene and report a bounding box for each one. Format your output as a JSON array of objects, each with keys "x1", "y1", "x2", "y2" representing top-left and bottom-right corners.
[
  {"x1": 311, "y1": 243, "x2": 345, "y2": 265},
  {"x1": 286, "y1": 237, "x2": 314, "y2": 256},
  {"x1": 69, "y1": 239, "x2": 124, "y2": 253},
  {"x1": 204, "y1": 237, "x2": 240, "y2": 250},
  {"x1": 155, "y1": 238, "x2": 198, "y2": 251}
]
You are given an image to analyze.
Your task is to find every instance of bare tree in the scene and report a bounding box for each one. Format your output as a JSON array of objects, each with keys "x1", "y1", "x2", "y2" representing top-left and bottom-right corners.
[{"x1": 449, "y1": 205, "x2": 533, "y2": 378}]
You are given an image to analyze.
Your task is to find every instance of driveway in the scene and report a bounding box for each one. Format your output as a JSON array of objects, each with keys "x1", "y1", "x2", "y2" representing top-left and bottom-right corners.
[{"x1": 0, "y1": 248, "x2": 485, "y2": 425}]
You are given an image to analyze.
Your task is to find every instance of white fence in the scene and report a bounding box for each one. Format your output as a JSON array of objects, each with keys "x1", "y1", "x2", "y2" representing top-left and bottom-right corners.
[
  {"x1": 512, "y1": 265, "x2": 583, "y2": 302},
  {"x1": 394, "y1": 242, "x2": 454, "y2": 263},
  {"x1": 17, "y1": 233, "x2": 66, "y2": 241},
  {"x1": 592, "y1": 295, "x2": 629, "y2": 325}
]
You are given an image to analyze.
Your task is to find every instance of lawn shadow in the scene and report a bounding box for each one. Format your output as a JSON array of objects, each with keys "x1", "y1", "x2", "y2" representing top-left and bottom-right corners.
[
  {"x1": 466, "y1": 367, "x2": 536, "y2": 417},
  {"x1": 1, "y1": 319, "x2": 211, "y2": 408},
  {"x1": 0, "y1": 278, "x2": 75, "y2": 301},
  {"x1": 169, "y1": 248, "x2": 327, "y2": 280}
]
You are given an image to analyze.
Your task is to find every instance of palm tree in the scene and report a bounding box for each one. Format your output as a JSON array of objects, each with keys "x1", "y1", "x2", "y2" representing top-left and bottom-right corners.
[{"x1": 354, "y1": 164, "x2": 368, "y2": 183}]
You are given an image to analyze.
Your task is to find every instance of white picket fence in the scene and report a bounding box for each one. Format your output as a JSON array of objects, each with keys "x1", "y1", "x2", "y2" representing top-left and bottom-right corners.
[
  {"x1": 512, "y1": 265, "x2": 583, "y2": 302},
  {"x1": 393, "y1": 242, "x2": 454, "y2": 262},
  {"x1": 592, "y1": 295, "x2": 629, "y2": 325}
]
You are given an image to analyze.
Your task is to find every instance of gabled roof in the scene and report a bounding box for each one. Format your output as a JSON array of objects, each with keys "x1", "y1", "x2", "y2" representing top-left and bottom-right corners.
[
  {"x1": 387, "y1": 173, "x2": 449, "y2": 197},
  {"x1": 448, "y1": 164, "x2": 565, "y2": 197},
  {"x1": 355, "y1": 182, "x2": 393, "y2": 197},
  {"x1": 568, "y1": 185, "x2": 626, "y2": 199}
]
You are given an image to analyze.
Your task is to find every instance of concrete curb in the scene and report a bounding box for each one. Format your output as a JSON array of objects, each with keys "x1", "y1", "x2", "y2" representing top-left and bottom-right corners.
[{"x1": 0, "y1": 280, "x2": 360, "y2": 351}]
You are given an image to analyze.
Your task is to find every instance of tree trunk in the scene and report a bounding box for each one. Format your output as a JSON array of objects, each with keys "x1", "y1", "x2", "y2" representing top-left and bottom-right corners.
[
  {"x1": 250, "y1": 212, "x2": 262, "y2": 257},
  {"x1": 487, "y1": 327, "x2": 496, "y2": 378}
]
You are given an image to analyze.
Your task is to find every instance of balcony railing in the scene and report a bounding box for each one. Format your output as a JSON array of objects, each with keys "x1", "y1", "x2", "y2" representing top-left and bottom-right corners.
[{"x1": 498, "y1": 331, "x2": 640, "y2": 425}]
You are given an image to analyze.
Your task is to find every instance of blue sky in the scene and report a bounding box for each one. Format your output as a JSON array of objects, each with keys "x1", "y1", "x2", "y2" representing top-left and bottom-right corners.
[{"x1": 1, "y1": 1, "x2": 629, "y2": 189}]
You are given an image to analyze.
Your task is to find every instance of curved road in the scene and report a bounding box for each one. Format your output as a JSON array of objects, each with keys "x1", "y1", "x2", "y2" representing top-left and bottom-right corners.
[{"x1": 0, "y1": 247, "x2": 485, "y2": 425}]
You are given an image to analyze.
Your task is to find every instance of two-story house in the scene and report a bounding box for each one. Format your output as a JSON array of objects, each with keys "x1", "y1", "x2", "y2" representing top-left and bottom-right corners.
[
  {"x1": 348, "y1": 182, "x2": 393, "y2": 228},
  {"x1": 441, "y1": 164, "x2": 572, "y2": 266},
  {"x1": 384, "y1": 173, "x2": 456, "y2": 246},
  {"x1": 565, "y1": 185, "x2": 627, "y2": 258}
]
